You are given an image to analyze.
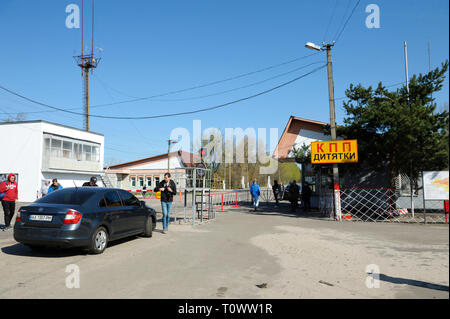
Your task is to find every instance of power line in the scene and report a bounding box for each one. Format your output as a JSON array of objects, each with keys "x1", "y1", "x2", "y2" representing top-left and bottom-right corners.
[
  {"x1": 0, "y1": 64, "x2": 327, "y2": 120},
  {"x1": 92, "y1": 61, "x2": 323, "y2": 104},
  {"x1": 322, "y1": 0, "x2": 340, "y2": 43},
  {"x1": 4, "y1": 52, "x2": 321, "y2": 115},
  {"x1": 334, "y1": 0, "x2": 361, "y2": 43},
  {"x1": 84, "y1": 52, "x2": 322, "y2": 108}
]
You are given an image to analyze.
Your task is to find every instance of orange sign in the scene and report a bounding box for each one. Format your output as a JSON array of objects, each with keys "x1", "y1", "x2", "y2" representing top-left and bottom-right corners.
[
  {"x1": 311, "y1": 140, "x2": 358, "y2": 164},
  {"x1": 155, "y1": 191, "x2": 161, "y2": 199}
]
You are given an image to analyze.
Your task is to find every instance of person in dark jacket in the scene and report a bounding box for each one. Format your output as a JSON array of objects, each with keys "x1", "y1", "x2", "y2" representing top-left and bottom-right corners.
[
  {"x1": 48, "y1": 178, "x2": 63, "y2": 194},
  {"x1": 302, "y1": 183, "x2": 312, "y2": 212},
  {"x1": 154, "y1": 173, "x2": 177, "y2": 234},
  {"x1": 142, "y1": 185, "x2": 147, "y2": 198},
  {"x1": 0, "y1": 173, "x2": 19, "y2": 230},
  {"x1": 272, "y1": 180, "x2": 281, "y2": 207},
  {"x1": 83, "y1": 176, "x2": 98, "y2": 187},
  {"x1": 288, "y1": 180, "x2": 300, "y2": 212}
]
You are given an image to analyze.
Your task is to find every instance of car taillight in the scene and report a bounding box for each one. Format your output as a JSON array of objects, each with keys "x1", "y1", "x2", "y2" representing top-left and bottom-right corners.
[
  {"x1": 16, "y1": 208, "x2": 22, "y2": 222},
  {"x1": 64, "y1": 210, "x2": 82, "y2": 225}
]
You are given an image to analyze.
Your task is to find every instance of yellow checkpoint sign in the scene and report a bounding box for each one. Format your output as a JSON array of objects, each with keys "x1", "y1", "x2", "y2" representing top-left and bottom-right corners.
[
  {"x1": 155, "y1": 191, "x2": 161, "y2": 199},
  {"x1": 311, "y1": 140, "x2": 358, "y2": 164}
]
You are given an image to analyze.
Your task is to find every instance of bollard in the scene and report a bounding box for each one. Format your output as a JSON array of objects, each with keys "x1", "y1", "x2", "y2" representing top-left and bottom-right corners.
[
  {"x1": 216, "y1": 193, "x2": 229, "y2": 212},
  {"x1": 232, "y1": 191, "x2": 241, "y2": 208}
]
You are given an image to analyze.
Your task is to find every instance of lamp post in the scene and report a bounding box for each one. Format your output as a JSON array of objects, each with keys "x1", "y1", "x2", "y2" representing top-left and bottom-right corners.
[
  {"x1": 168, "y1": 140, "x2": 178, "y2": 173},
  {"x1": 305, "y1": 41, "x2": 341, "y2": 221}
]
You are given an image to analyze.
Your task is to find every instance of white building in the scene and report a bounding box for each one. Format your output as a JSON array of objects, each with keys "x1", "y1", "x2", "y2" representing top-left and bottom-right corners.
[
  {"x1": 0, "y1": 120, "x2": 105, "y2": 202},
  {"x1": 105, "y1": 151, "x2": 198, "y2": 192}
]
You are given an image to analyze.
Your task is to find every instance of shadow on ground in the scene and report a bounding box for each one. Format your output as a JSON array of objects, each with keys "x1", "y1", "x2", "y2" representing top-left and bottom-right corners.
[
  {"x1": 377, "y1": 274, "x2": 449, "y2": 292},
  {"x1": 1, "y1": 235, "x2": 145, "y2": 258},
  {"x1": 237, "y1": 201, "x2": 329, "y2": 220}
]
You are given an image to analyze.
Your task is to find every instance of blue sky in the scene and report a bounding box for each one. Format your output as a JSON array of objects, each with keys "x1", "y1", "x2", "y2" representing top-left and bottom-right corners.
[{"x1": 0, "y1": 0, "x2": 448, "y2": 164}]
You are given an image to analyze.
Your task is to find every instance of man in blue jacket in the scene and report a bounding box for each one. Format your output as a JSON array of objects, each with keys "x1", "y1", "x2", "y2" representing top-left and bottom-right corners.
[
  {"x1": 48, "y1": 178, "x2": 63, "y2": 194},
  {"x1": 249, "y1": 180, "x2": 261, "y2": 211}
]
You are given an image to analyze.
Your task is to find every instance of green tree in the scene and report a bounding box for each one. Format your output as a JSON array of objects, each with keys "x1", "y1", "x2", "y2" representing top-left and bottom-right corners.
[{"x1": 333, "y1": 60, "x2": 449, "y2": 186}]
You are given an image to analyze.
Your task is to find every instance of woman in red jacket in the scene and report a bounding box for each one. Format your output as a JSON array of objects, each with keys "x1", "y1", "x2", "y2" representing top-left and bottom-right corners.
[{"x1": 0, "y1": 173, "x2": 18, "y2": 230}]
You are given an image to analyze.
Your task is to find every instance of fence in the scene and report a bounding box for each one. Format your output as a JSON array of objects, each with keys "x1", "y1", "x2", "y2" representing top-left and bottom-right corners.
[{"x1": 320, "y1": 187, "x2": 449, "y2": 224}]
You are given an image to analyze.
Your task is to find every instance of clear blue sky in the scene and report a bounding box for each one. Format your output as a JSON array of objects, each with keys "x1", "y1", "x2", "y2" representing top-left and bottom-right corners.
[{"x1": 0, "y1": 0, "x2": 448, "y2": 164}]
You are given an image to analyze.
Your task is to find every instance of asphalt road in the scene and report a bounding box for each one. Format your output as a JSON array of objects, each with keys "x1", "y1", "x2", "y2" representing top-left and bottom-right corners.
[{"x1": 0, "y1": 201, "x2": 448, "y2": 299}]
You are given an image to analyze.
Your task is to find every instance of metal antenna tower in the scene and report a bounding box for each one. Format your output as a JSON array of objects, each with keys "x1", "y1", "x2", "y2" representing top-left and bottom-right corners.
[{"x1": 73, "y1": 0, "x2": 100, "y2": 131}]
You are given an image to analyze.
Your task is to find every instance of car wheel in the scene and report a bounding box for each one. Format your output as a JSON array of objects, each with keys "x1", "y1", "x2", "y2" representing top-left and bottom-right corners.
[
  {"x1": 142, "y1": 216, "x2": 153, "y2": 238},
  {"x1": 89, "y1": 227, "x2": 108, "y2": 254}
]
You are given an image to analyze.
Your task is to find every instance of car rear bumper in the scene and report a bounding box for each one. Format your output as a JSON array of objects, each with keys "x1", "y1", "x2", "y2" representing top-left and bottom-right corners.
[{"x1": 13, "y1": 227, "x2": 90, "y2": 248}]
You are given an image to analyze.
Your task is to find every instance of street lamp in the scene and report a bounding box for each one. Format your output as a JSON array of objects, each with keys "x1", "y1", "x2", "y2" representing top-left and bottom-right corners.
[
  {"x1": 168, "y1": 139, "x2": 178, "y2": 173},
  {"x1": 305, "y1": 41, "x2": 341, "y2": 221}
]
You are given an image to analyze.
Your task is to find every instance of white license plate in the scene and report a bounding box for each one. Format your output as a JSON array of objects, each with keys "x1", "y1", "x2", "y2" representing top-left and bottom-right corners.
[{"x1": 30, "y1": 215, "x2": 53, "y2": 222}]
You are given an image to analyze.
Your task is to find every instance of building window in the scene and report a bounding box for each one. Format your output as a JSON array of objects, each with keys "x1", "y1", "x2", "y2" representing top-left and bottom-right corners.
[
  {"x1": 146, "y1": 177, "x2": 152, "y2": 187},
  {"x1": 138, "y1": 177, "x2": 144, "y2": 187},
  {"x1": 155, "y1": 176, "x2": 160, "y2": 186},
  {"x1": 131, "y1": 176, "x2": 136, "y2": 187},
  {"x1": 74, "y1": 143, "x2": 82, "y2": 160},
  {"x1": 51, "y1": 139, "x2": 62, "y2": 157},
  {"x1": 43, "y1": 134, "x2": 100, "y2": 162},
  {"x1": 62, "y1": 141, "x2": 73, "y2": 158}
]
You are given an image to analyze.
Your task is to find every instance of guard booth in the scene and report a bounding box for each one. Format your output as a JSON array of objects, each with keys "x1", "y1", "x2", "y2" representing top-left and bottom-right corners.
[{"x1": 173, "y1": 166, "x2": 213, "y2": 225}]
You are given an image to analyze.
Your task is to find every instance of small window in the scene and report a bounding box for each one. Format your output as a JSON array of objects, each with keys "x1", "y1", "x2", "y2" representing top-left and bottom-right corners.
[
  {"x1": 103, "y1": 191, "x2": 122, "y2": 207},
  {"x1": 131, "y1": 177, "x2": 136, "y2": 187},
  {"x1": 155, "y1": 177, "x2": 160, "y2": 185},
  {"x1": 62, "y1": 141, "x2": 73, "y2": 158},
  {"x1": 118, "y1": 190, "x2": 140, "y2": 207},
  {"x1": 138, "y1": 177, "x2": 144, "y2": 187},
  {"x1": 146, "y1": 177, "x2": 152, "y2": 187}
]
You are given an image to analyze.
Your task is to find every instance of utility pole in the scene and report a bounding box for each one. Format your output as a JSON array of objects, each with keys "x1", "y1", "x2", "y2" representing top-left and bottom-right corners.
[
  {"x1": 74, "y1": 0, "x2": 99, "y2": 131},
  {"x1": 325, "y1": 43, "x2": 341, "y2": 221},
  {"x1": 305, "y1": 41, "x2": 340, "y2": 221},
  {"x1": 404, "y1": 41, "x2": 415, "y2": 217}
]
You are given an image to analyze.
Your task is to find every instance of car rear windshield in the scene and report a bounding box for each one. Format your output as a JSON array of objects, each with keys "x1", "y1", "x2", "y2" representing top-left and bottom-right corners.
[{"x1": 35, "y1": 188, "x2": 95, "y2": 205}]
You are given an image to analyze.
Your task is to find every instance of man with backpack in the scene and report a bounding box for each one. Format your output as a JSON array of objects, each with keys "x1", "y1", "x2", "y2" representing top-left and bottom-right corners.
[{"x1": 0, "y1": 173, "x2": 19, "y2": 231}]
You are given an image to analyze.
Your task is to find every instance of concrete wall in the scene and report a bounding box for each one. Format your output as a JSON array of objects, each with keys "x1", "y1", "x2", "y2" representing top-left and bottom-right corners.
[{"x1": 0, "y1": 122, "x2": 43, "y2": 202}]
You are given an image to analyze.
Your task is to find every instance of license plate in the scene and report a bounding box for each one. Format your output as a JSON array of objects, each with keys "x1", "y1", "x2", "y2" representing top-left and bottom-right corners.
[{"x1": 30, "y1": 215, "x2": 53, "y2": 222}]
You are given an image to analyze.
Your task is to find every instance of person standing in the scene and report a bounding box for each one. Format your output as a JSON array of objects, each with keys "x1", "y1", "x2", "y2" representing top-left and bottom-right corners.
[
  {"x1": 279, "y1": 181, "x2": 285, "y2": 200},
  {"x1": 0, "y1": 173, "x2": 18, "y2": 231},
  {"x1": 83, "y1": 177, "x2": 98, "y2": 187},
  {"x1": 41, "y1": 180, "x2": 50, "y2": 197},
  {"x1": 48, "y1": 178, "x2": 63, "y2": 194},
  {"x1": 272, "y1": 180, "x2": 281, "y2": 207},
  {"x1": 289, "y1": 180, "x2": 300, "y2": 212},
  {"x1": 249, "y1": 180, "x2": 261, "y2": 211},
  {"x1": 302, "y1": 183, "x2": 312, "y2": 212},
  {"x1": 154, "y1": 173, "x2": 177, "y2": 234},
  {"x1": 142, "y1": 185, "x2": 147, "y2": 198}
]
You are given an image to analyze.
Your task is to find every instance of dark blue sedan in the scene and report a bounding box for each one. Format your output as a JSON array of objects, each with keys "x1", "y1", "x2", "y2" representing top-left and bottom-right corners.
[{"x1": 14, "y1": 187, "x2": 156, "y2": 254}]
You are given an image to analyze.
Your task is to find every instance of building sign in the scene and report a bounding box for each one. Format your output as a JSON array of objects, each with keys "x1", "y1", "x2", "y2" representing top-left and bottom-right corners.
[
  {"x1": 423, "y1": 171, "x2": 449, "y2": 200},
  {"x1": 311, "y1": 140, "x2": 358, "y2": 164}
]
